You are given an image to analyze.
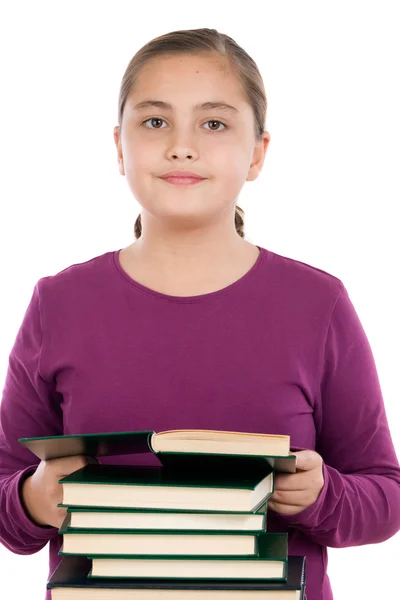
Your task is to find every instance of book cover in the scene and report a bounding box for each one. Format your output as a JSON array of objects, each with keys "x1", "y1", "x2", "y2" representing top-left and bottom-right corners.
[
  {"x1": 66, "y1": 501, "x2": 268, "y2": 515},
  {"x1": 19, "y1": 430, "x2": 153, "y2": 461},
  {"x1": 60, "y1": 502, "x2": 268, "y2": 515},
  {"x1": 58, "y1": 463, "x2": 273, "y2": 490},
  {"x1": 158, "y1": 452, "x2": 296, "y2": 474}
]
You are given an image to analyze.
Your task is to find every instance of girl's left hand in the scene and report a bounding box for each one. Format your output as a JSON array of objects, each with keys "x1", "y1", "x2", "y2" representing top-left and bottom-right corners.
[{"x1": 268, "y1": 450, "x2": 325, "y2": 515}]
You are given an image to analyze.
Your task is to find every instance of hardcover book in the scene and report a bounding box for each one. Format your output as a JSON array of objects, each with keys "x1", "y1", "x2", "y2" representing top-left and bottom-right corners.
[
  {"x1": 47, "y1": 554, "x2": 306, "y2": 599},
  {"x1": 19, "y1": 429, "x2": 296, "y2": 473},
  {"x1": 58, "y1": 517, "x2": 259, "y2": 557},
  {"x1": 65, "y1": 503, "x2": 268, "y2": 531},
  {"x1": 58, "y1": 463, "x2": 274, "y2": 512},
  {"x1": 87, "y1": 532, "x2": 288, "y2": 580}
]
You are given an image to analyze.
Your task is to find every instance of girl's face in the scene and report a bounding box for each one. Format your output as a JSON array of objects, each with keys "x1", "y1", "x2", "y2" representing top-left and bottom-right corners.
[{"x1": 114, "y1": 53, "x2": 269, "y2": 231}]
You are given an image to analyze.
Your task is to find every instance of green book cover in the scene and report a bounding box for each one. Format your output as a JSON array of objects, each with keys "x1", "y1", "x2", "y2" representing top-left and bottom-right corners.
[
  {"x1": 18, "y1": 430, "x2": 153, "y2": 461},
  {"x1": 158, "y1": 452, "x2": 295, "y2": 474},
  {"x1": 66, "y1": 502, "x2": 268, "y2": 515},
  {"x1": 58, "y1": 463, "x2": 273, "y2": 490},
  {"x1": 18, "y1": 429, "x2": 296, "y2": 473}
]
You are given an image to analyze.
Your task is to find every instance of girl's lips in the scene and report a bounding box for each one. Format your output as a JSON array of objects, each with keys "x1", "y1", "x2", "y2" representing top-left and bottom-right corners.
[{"x1": 161, "y1": 176, "x2": 206, "y2": 185}]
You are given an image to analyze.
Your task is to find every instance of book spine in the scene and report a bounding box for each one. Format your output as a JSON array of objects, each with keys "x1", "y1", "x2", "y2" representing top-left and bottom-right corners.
[{"x1": 147, "y1": 432, "x2": 155, "y2": 453}]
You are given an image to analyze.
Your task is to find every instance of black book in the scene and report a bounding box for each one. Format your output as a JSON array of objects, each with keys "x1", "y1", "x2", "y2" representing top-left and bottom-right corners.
[{"x1": 47, "y1": 554, "x2": 306, "y2": 599}]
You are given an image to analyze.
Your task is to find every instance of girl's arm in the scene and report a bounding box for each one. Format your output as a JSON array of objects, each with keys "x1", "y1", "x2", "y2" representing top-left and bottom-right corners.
[
  {"x1": 276, "y1": 283, "x2": 400, "y2": 547},
  {"x1": 0, "y1": 281, "x2": 62, "y2": 553}
]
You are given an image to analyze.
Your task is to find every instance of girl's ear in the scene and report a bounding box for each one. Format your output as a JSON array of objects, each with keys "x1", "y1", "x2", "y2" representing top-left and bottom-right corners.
[{"x1": 247, "y1": 131, "x2": 271, "y2": 181}]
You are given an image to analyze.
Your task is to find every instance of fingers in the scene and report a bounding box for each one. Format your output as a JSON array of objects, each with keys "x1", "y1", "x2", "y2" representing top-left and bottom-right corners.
[
  {"x1": 273, "y1": 470, "x2": 317, "y2": 492},
  {"x1": 291, "y1": 450, "x2": 322, "y2": 471},
  {"x1": 268, "y1": 451, "x2": 325, "y2": 516},
  {"x1": 270, "y1": 487, "x2": 313, "y2": 506},
  {"x1": 268, "y1": 500, "x2": 305, "y2": 515},
  {"x1": 46, "y1": 455, "x2": 93, "y2": 477}
]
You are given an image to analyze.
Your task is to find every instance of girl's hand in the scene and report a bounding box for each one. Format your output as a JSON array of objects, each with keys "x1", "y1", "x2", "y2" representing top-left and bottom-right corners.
[
  {"x1": 268, "y1": 450, "x2": 325, "y2": 515},
  {"x1": 21, "y1": 455, "x2": 95, "y2": 528}
]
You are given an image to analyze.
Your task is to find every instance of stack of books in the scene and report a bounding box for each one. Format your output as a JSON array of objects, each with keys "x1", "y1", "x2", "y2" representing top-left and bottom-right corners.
[{"x1": 19, "y1": 428, "x2": 307, "y2": 599}]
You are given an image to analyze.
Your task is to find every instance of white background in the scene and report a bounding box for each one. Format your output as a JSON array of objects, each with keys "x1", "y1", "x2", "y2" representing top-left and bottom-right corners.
[{"x1": 0, "y1": 1, "x2": 399, "y2": 598}]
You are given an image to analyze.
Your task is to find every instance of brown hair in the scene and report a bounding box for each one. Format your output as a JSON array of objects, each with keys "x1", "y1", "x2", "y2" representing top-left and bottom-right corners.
[{"x1": 117, "y1": 28, "x2": 267, "y2": 239}]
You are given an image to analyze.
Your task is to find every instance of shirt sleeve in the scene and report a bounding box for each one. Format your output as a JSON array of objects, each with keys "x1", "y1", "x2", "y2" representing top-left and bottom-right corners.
[
  {"x1": 0, "y1": 280, "x2": 62, "y2": 554},
  {"x1": 276, "y1": 282, "x2": 400, "y2": 548}
]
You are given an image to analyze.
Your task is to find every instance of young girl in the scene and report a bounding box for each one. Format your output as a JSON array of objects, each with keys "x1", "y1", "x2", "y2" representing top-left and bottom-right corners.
[{"x1": 0, "y1": 28, "x2": 399, "y2": 600}]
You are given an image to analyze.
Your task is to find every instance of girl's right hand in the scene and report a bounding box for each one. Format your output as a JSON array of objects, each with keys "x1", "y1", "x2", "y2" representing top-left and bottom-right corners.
[{"x1": 21, "y1": 455, "x2": 94, "y2": 528}]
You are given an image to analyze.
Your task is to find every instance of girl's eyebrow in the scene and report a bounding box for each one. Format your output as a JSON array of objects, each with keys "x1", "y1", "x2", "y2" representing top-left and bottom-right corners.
[{"x1": 132, "y1": 100, "x2": 239, "y2": 115}]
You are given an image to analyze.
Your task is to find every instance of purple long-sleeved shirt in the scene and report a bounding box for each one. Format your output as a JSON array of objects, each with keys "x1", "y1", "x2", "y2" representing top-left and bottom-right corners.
[{"x1": 1, "y1": 245, "x2": 400, "y2": 600}]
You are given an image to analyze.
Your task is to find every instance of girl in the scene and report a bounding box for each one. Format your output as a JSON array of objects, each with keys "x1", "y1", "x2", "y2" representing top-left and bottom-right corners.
[{"x1": 0, "y1": 28, "x2": 399, "y2": 600}]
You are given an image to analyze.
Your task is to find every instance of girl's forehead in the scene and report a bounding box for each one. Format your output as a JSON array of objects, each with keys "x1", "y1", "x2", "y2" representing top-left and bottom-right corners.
[
  {"x1": 139, "y1": 54, "x2": 235, "y2": 81},
  {"x1": 132, "y1": 58, "x2": 245, "y2": 105}
]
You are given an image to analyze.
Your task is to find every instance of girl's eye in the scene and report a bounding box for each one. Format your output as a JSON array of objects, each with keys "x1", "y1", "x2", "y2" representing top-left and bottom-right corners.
[
  {"x1": 141, "y1": 118, "x2": 227, "y2": 132},
  {"x1": 203, "y1": 120, "x2": 227, "y2": 132}
]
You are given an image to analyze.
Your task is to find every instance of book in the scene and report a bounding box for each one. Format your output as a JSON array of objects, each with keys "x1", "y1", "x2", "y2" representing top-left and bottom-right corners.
[
  {"x1": 87, "y1": 532, "x2": 288, "y2": 580},
  {"x1": 47, "y1": 554, "x2": 306, "y2": 599},
  {"x1": 58, "y1": 463, "x2": 274, "y2": 512},
  {"x1": 58, "y1": 516, "x2": 258, "y2": 557},
  {"x1": 65, "y1": 503, "x2": 267, "y2": 531},
  {"x1": 19, "y1": 428, "x2": 296, "y2": 473}
]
